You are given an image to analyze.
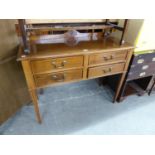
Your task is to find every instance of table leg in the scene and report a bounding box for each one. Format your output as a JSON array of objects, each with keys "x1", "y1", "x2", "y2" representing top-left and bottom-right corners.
[
  {"x1": 113, "y1": 73, "x2": 126, "y2": 103},
  {"x1": 29, "y1": 90, "x2": 42, "y2": 123},
  {"x1": 39, "y1": 88, "x2": 44, "y2": 95},
  {"x1": 148, "y1": 78, "x2": 155, "y2": 96},
  {"x1": 117, "y1": 81, "x2": 127, "y2": 102}
]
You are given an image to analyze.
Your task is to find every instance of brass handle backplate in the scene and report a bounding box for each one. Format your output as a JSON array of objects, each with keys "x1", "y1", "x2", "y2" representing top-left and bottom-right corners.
[
  {"x1": 51, "y1": 73, "x2": 66, "y2": 82},
  {"x1": 51, "y1": 60, "x2": 67, "y2": 69},
  {"x1": 102, "y1": 67, "x2": 112, "y2": 73},
  {"x1": 103, "y1": 55, "x2": 114, "y2": 61}
]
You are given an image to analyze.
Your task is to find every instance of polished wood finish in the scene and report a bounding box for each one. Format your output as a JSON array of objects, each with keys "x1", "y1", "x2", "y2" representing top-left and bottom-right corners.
[
  {"x1": 27, "y1": 24, "x2": 113, "y2": 32},
  {"x1": 18, "y1": 19, "x2": 30, "y2": 53},
  {"x1": 17, "y1": 20, "x2": 134, "y2": 123},
  {"x1": 83, "y1": 55, "x2": 89, "y2": 79},
  {"x1": 17, "y1": 38, "x2": 132, "y2": 61},
  {"x1": 21, "y1": 60, "x2": 42, "y2": 123},
  {"x1": 114, "y1": 49, "x2": 133, "y2": 102},
  {"x1": 25, "y1": 19, "x2": 107, "y2": 24},
  {"x1": 18, "y1": 38, "x2": 133, "y2": 122},
  {"x1": 88, "y1": 63, "x2": 125, "y2": 79},
  {"x1": 17, "y1": 19, "x2": 129, "y2": 53},
  {"x1": 29, "y1": 32, "x2": 104, "y2": 45},
  {"x1": 31, "y1": 56, "x2": 84, "y2": 74},
  {"x1": 29, "y1": 90, "x2": 42, "y2": 123},
  {"x1": 89, "y1": 50, "x2": 128, "y2": 66},
  {"x1": 120, "y1": 19, "x2": 129, "y2": 45},
  {"x1": 34, "y1": 69, "x2": 83, "y2": 87}
]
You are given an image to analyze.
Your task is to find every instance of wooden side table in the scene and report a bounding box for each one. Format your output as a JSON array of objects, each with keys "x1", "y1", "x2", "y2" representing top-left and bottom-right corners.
[
  {"x1": 118, "y1": 51, "x2": 155, "y2": 102},
  {"x1": 18, "y1": 38, "x2": 134, "y2": 123}
]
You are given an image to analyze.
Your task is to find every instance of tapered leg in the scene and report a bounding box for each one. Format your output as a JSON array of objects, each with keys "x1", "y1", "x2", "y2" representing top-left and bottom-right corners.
[
  {"x1": 148, "y1": 79, "x2": 155, "y2": 96},
  {"x1": 117, "y1": 81, "x2": 127, "y2": 102},
  {"x1": 35, "y1": 90, "x2": 39, "y2": 100},
  {"x1": 39, "y1": 88, "x2": 44, "y2": 95},
  {"x1": 113, "y1": 73, "x2": 126, "y2": 103},
  {"x1": 29, "y1": 90, "x2": 42, "y2": 123}
]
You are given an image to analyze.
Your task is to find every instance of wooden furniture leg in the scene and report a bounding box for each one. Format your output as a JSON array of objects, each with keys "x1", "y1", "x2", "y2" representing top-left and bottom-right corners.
[
  {"x1": 35, "y1": 90, "x2": 39, "y2": 100},
  {"x1": 117, "y1": 81, "x2": 128, "y2": 102},
  {"x1": 18, "y1": 19, "x2": 30, "y2": 54},
  {"x1": 148, "y1": 77, "x2": 155, "y2": 96},
  {"x1": 113, "y1": 73, "x2": 126, "y2": 103},
  {"x1": 103, "y1": 19, "x2": 109, "y2": 37},
  {"x1": 39, "y1": 88, "x2": 44, "y2": 95},
  {"x1": 29, "y1": 89, "x2": 42, "y2": 123},
  {"x1": 21, "y1": 60, "x2": 42, "y2": 123},
  {"x1": 120, "y1": 19, "x2": 129, "y2": 45},
  {"x1": 114, "y1": 49, "x2": 133, "y2": 102}
]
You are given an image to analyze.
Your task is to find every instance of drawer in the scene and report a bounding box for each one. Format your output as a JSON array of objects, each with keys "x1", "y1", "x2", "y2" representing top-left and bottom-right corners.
[
  {"x1": 31, "y1": 56, "x2": 83, "y2": 74},
  {"x1": 89, "y1": 50, "x2": 128, "y2": 66},
  {"x1": 132, "y1": 52, "x2": 155, "y2": 65},
  {"x1": 127, "y1": 63, "x2": 155, "y2": 80},
  {"x1": 126, "y1": 53, "x2": 155, "y2": 80},
  {"x1": 88, "y1": 63, "x2": 125, "y2": 78},
  {"x1": 34, "y1": 69, "x2": 83, "y2": 87}
]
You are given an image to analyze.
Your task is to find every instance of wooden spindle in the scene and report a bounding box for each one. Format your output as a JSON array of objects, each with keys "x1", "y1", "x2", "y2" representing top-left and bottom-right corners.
[
  {"x1": 120, "y1": 19, "x2": 129, "y2": 45},
  {"x1": 18, "y1": 19, "x2": 30, "y2": 54}
]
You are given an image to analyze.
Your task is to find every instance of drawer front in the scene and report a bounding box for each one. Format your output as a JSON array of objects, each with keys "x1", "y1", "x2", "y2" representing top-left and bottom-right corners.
[
  {"x1": 34, "y1": 69, "x2": 83, "y2": 87},
  {"x1": 88, "y1": 63, "x2": 125, "y2": 78},
  {"x1": 89, "y1": 50, "x2": 128, "y2": 66},
  {"x1": 127, "y1": 53, "x2": 155, "y2": 80},
  {"x1": 127, "y1": 63, "x2": 155, "y2": 80},
  {"x1": 31, "y1": 56, "x2": 83, "y2": 74},
  {"x1": 132, "y1": 52, "x2": 155, "y2": 65}
]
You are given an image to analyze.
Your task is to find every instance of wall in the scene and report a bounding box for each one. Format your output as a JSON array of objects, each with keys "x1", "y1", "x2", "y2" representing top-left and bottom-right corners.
[
  {"x1": 0, "y1": 20, "x2": 30, "y2": 125},
  {"x1": 112, "y1": 19, "x2": 155, "y2": 52}
]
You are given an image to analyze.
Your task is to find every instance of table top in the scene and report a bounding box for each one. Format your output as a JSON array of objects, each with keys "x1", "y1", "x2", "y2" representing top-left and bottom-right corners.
[{"x1": 17, "y1": 37, "x2": 134, "y2": 61}]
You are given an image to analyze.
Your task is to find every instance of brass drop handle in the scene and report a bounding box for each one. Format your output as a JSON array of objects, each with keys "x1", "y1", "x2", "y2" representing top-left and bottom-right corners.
[
  {"x1": 103, "y1": 55, "x2": 114, "y2": 61},
  {"x1": 51, "y1": 61, "x2": 57, "y2": 68},
  {"x1": 51, "y1": 60, "x2": 67, "y2": 69},
  {"x1": 61, "y1": 60, "x2": 67, "y2": 67},
  {"x1": 51, "y1": 73, "x2": 66, "y2": 82},
  {"x1": 102, "y1": 67, "x2": 112, "y2": 73}
]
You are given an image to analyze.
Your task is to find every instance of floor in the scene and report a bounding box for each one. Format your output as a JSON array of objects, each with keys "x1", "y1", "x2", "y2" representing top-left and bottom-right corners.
[{"x1": 1, "y1": 79, "x2": 155, "y2": 135}]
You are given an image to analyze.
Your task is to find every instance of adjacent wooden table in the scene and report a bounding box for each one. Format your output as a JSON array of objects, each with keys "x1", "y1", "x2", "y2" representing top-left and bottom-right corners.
[
  {"x1": 118, "y1": 50, "x2": 155, "y2": 101},
  {"x1": 18, "y1": 37, "x2": 134, "y2": 123}
]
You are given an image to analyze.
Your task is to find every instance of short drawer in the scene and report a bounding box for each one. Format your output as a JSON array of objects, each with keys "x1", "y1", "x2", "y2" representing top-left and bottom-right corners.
[
  {"x1": 126, "y1": 53, "x2": 155, "y2": 80},
  {"x1": 89, "y1": 50, "x2": 128, "y2": 66},
  {"x1": 132, "y1": 52, "x2": 155, "y2": 65},
  {"x1": 127, "y1": 63, "x2": 155, "y2": 80},
  {"x1": 34, "y1": 69, "x2": 83, "y2": 87},
  {"x1": 31, "y1": 56, "x2": 83, "y2": 74},
  {"x1": 88, "y1": 63, "x2": 125, "y2": 78}
]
